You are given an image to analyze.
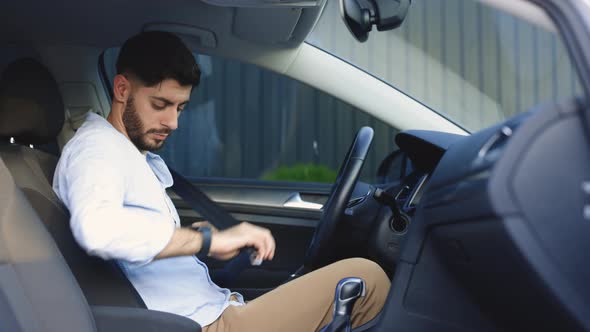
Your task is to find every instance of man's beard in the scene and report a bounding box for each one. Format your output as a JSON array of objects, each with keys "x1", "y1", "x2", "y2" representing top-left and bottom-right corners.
[{"x1": 123, "y1": 96, "x2": 171, "y2": 152}]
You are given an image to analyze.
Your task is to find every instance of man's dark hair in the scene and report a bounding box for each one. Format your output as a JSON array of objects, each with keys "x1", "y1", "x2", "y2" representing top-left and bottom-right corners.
[{"x1": 116, "y1": 31, "x2": 200, "y2": 87}]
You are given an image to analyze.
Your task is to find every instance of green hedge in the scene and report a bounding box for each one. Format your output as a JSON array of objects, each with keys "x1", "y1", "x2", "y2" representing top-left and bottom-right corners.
[{"x1": 262, "y1": 163, "x2": 337, "y2": 184}]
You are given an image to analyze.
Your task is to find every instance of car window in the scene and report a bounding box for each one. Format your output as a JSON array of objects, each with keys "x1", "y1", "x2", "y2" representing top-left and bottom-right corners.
[
  {"x1": 307, "y1": 0, "x2": 583, "y2": 132},
  {"x1": 101, "y1": 49, "x2": 400, "y2": 184}
]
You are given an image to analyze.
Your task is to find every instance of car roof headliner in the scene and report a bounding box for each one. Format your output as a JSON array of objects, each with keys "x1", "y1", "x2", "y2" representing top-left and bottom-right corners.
[{"x1": 0, "y1": 0, "x2": 324, "y2": 69}]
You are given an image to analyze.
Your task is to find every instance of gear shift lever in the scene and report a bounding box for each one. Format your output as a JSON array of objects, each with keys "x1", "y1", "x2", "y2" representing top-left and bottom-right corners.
[{"x1": 320, "y1": 277, "x2": 366, "y2": 332}]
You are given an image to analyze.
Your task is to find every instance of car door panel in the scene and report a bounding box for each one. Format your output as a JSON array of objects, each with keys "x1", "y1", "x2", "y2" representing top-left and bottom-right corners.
[
  {"x1": 167, "y1": 179, "x2": 329, "y2": 292},
  {"x1": 168, "y1": 178, "x2": 376, "y2": 295}
]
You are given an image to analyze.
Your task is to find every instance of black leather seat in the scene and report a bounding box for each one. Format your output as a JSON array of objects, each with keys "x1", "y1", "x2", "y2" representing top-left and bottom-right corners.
[
  {"x1": 0, "y1": 157, "x2": 200, "y2": 331},
  {"x1": 0, "y1": 58, "x2": 145, "y2": 308}
]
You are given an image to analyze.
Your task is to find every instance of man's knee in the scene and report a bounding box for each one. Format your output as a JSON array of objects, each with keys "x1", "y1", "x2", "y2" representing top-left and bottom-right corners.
[{"x1": 334, "y1": 258, "x2": 390, "y2": 291}]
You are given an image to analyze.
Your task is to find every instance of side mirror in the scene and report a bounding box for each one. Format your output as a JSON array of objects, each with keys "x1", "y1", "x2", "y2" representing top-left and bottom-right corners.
[{"x1": 340, "y1": 0, "x2": 411, "y2": 42}]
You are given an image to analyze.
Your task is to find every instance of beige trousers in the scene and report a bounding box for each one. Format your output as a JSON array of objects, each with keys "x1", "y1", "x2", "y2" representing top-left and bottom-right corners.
[{"x1": 202, "y1": 258, "x2": 391, "y2": 332}]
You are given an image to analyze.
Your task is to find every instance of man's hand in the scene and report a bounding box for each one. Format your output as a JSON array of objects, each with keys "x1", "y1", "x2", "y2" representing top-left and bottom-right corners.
[
  {"x1": 156, "y1": 221, "x2": 275, "y2": 262},
  {"x1": 209, "y1": 222, "x2": 275, "y2": 262}
]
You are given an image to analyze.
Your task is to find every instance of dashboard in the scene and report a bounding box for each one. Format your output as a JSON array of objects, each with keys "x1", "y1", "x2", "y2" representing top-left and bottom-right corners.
[
  {"x1": 366, "y1": 128, "x2": 466, "y2": 268},
  {"x1": 361, "y1": 110, "x2": 543, "y2": 284},
  {"x1": 372, "y1": 99, "x2": 590, "y2": 331}
]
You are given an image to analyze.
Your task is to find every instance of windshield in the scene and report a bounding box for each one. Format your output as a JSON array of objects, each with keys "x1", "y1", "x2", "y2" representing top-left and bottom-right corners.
[{"x1": 307, "y1": 0, "x2": 583, "y2": 132}]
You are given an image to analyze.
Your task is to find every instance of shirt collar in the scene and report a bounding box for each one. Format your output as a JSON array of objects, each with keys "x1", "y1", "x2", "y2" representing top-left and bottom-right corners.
[{"x1": 146, "y1": 152, "x2": 174, "y2": 188}]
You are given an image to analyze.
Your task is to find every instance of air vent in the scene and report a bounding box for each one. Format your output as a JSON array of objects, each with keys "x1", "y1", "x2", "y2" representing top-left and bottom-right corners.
[
  {"x1": 479, "y1": 126, "x2": 512, "y2": 158},
  {"x1": 347, "y1": 196, "x2": 366, "y2": 208},
  {"x1": 474, "y1": 125, "x2": 513, "y2": 167},
  {"x1": 395, "y1": 185, "x2": 412, "y2": 202}
]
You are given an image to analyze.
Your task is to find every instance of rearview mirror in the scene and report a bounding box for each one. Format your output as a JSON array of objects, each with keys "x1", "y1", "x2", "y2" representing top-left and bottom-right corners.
[{"x1": 340, "y1": 0, "x2": 411, "y2": 42}]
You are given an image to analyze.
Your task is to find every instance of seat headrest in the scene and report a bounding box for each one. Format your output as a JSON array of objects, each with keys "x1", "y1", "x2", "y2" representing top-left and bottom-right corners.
[{"x1": 0, "y1": 58, "x2": 65, "y2": 145}]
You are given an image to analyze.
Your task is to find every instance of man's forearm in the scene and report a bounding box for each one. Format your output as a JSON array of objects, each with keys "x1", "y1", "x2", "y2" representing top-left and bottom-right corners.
[
  {"x1": 154, "y1": 222, "x2": 276, "y2": 262},
  {"x1": 155, "y1": 228, "x2": 203, "y2": 259}
]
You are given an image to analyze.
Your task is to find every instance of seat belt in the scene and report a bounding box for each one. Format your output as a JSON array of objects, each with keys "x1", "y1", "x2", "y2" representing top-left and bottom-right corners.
[{"x1": 169, "y1": 168, "x2": 254, "y2": 287}]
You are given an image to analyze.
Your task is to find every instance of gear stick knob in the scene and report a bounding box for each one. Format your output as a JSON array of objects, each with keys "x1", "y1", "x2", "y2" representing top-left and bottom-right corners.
[
  {"x1": 320, "y1": 277, "x2": 366, "y2": 332},
  {"x1": 334, "y1": 277, "x2": 366, "y2": 317}
]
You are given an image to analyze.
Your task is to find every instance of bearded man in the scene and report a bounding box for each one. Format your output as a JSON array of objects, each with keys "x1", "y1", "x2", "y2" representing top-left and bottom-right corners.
[{"x1": 53, "y1": 31, "x2": 390, "y2": 332}]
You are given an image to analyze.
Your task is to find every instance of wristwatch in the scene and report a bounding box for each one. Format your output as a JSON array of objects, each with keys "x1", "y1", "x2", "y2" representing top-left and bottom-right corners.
[{"x1": 193, "y1": 226, "x2": 212, "y2": 259}]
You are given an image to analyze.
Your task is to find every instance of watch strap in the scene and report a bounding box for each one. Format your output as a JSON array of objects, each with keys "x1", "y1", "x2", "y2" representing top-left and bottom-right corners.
[{"x1": 195, "y1": 226, "x2": 212, "y2": 259}]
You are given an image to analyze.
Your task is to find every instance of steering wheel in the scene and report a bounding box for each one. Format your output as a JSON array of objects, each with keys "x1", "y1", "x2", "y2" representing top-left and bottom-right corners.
[{"x1": 304, "y1": 126, "x2": 374, "y2": 269}]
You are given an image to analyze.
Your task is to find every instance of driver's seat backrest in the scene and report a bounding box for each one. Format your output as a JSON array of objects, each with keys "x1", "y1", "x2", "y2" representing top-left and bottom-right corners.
[
  {"x1": 0, "y1": 58, "x2": 145, "y2": 308},
  {"x1": 0, "y1": 158, "x2": 97, "y2": 331}
]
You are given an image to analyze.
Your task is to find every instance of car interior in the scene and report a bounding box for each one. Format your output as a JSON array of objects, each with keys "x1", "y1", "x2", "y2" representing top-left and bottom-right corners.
[{"x1": 1, "y1": 0, "x2": 590, "y2": 331}]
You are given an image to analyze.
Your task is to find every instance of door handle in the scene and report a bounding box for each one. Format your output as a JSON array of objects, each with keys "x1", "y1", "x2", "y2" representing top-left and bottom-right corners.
[{"x1": 283, "y1": 192, "x2": 323, "y2": 210}]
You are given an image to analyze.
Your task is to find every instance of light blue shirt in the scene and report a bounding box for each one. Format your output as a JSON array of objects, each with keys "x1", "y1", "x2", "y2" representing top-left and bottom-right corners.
[{"x1": 53, "y1": 112, "x2": 243, "y2": 326}]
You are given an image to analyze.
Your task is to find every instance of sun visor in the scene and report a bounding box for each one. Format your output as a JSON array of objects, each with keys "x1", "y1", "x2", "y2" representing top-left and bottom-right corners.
[
  {"x1": 202, "y1": 0, "x2": 324, "y2": 8},
  {"x1": 233, "y1": 7, "x2": 302, "y2": 45},
  {"x1": 144, "y1": 23, "x2": 218, "y2": 49}
]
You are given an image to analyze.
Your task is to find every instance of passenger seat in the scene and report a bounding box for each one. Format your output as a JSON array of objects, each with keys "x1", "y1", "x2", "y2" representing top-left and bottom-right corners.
[{"x1": 0, "y1": 58, "x2": 145, "y2": 308}]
